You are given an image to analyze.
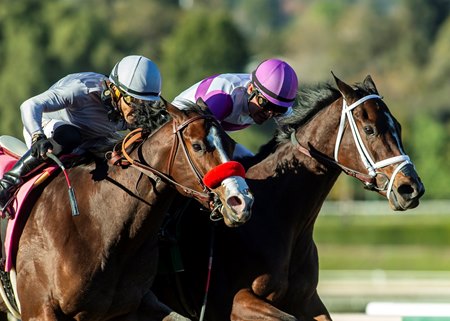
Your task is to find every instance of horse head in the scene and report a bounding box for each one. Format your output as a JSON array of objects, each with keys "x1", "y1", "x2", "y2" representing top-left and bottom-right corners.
[
  {"x1": 145, "y1": 99, "x2": 253, "y2": 226},
  {"x1": 328, "y1": 73, "x2": 425, "y2": 210}
]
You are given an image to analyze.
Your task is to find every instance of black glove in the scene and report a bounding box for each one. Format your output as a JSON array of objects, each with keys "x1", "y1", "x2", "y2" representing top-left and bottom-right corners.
[{"x1": 31, "y1": 134, "x2": 53, "y2": 159}]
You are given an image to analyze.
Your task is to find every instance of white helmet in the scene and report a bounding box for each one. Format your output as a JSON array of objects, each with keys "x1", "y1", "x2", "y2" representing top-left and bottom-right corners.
[{"x1": 109, "y1": 55, "x2": 161, "y2": 101}]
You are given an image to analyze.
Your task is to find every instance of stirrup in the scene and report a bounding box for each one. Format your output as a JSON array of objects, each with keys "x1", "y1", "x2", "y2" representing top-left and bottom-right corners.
[
  {"x1": 0, "y1": 192, "x2": 18, "y2": 219},
  {"x1": 1, "y1": 204, "x2": 13, "y2": 219}
]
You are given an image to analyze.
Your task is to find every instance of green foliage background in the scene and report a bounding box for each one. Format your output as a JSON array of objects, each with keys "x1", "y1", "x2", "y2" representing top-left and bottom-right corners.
[
  {"x1": 0, "y1": 0, "x2": 449, "y2": 200},
  {"x1": 315, "y1": 213, "x2": 450, "y2": 271}
]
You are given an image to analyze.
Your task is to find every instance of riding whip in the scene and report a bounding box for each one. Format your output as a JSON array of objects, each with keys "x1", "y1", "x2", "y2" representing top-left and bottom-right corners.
[{"x1": 46, "y1": 153, "x2": 79, "y2": 216}]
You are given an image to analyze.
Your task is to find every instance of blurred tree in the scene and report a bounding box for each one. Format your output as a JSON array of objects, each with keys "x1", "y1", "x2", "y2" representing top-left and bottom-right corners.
[
  {"x1": 0, "y1": 0, "x2": 48, "y2": 137},
  {"x1": 282, "y1": 1, "x2": 354, "y2": 83},
  {"x1": 108, "y1": 0, "x2": 180, "y2": 62},
  {"x1": 230, "y1": 0, "x2": 293, "y2": 56},
  {"x1": 399, "y1": 0, "x2": 450, "y2": 65},
  {"x1": 43, "y1": 0, "x2": 114, "y2": 78},
  {"x1": 182, "y1": 0, "x2": 225, "y2": 9},
  {"x1": 408, "y1": 112, "x2": 450, "y2": 199},
  {"x1": 160, "y1": 9, "x2": 249, "y2": 99},
  {"x1": 0, "y1": 0, "x2": 179, "y2": 137},
  {"x1": 424, "y1": 15, "x2": 450, "y2": 112}
]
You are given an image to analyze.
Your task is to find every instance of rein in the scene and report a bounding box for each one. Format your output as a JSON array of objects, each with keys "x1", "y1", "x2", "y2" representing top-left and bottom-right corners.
[
  {"x1": 290, "y1": 133, "x2": 376, "y2": 185},
  {"x1": 116, "y1": 116, "x2": 219, "y2": 205},
  {"x1": 291, "y1": 94, "x2": 412, "y2": 198}
]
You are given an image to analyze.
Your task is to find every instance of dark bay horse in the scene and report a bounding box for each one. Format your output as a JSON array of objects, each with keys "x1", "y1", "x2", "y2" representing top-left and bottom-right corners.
[
  {"x1": 0, "y1": 100, "x2": 254, "y2": 320},
  {"x1": 153, "y1": 74, "x2": 425, "y2": 320}
]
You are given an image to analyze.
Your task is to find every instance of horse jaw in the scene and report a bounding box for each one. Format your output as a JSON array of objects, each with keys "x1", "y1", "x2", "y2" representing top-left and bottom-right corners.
[{"x1": 217, "y1": 176, "x2": 254, "y2": 227}]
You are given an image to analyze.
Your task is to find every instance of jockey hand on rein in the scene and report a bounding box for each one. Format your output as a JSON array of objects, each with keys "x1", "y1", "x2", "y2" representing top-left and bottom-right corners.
[{"x1": 31, "y1": 134, "x2": 53, "y2": 159}]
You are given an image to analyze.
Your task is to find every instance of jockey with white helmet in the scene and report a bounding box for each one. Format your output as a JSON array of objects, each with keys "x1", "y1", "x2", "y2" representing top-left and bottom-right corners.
[
  {"x1": 172, "y1": 58, "x2": 298, "y2": 159},
  {"x1": 0, "y1": 55, "x2": 162, "y2": 211}
]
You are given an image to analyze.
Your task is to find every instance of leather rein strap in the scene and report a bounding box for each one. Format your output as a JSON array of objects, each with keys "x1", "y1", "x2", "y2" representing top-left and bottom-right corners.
[
  {"x1": 116, "y1": 116, "x2": 217, "y2": 204},
  {"x1": 290, "y1": 131, "x2": 376, "y2": 185}
]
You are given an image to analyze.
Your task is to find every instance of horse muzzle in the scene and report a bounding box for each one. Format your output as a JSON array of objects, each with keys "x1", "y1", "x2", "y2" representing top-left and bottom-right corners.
[
  {"x1": 219, "y1": 176, "x2": 254, "y2": 227},
  {"x1": 387, "y1": 164, "x2": 425, "y2": 211}
]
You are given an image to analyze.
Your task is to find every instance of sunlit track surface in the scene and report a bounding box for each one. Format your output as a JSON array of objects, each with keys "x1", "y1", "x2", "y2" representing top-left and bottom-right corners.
[
  {"x1": 332, "y1": 314, "x2": 401, "y2": 321},
  {"x1": 319, "y1": 270, "x2": 450, "y2": 314}
]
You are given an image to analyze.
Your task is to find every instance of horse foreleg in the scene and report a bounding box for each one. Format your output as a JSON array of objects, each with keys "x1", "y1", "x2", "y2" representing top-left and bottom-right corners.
[
  {"x1": 286, "y1": 290, "x2": 332, "y2": 321},
  {"x1": 308, "y1": 292, "x2": 332, "y2": 321},
  {"x1": 231, "y1": 288, "x2": 298, "y2": 321},
  {"x1": 138, "y1": 290, "x2": 191, "y2": 321}
]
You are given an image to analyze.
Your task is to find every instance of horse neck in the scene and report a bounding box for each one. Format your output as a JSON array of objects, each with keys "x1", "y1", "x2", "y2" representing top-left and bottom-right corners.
[
  {"x1": 288, "y1": 98, "x2": 346, "y2": 224},
  {"x1": 138, "y1": 123, "x2": 174, "y2": 172},
  {"x1": 108, "y1": 125, "x2": 178, "y2": 241},
  {"x1": 295, "y1": 98, "x2": 343, "y2": 159},
  {"x1": 250, "y1": 99, "x2": 345, "y2": 233}
]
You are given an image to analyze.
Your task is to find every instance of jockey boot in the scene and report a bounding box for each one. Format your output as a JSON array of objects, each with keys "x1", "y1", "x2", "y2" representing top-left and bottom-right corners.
[{"x1": 0, "y1": 150, "x2": 46, "y2": 211}]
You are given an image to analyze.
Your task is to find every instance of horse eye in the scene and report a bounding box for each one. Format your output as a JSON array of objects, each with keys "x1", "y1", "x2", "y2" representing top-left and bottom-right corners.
[
  {"x1": 363, "y1": 125, "x2": 375, "y2": 135},
  {"x1": 192, "y1": 143, "x2": 203, "y2": 152}
]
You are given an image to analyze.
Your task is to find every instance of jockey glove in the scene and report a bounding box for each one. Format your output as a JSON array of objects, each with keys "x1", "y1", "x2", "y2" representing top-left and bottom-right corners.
[{"x1": 31, "y1": 133, "x2": 53, "y2": 159}]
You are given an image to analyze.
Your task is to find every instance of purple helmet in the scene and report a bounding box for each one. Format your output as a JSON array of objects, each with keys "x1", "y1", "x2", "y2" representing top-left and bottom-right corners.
[{"x1": 251, "y1": 58, "x2": 298, "y2": 108}]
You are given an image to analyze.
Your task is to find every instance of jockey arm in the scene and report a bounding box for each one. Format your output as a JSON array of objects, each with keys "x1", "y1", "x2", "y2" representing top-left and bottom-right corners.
[{"x1": 20, "y1": 81, "x2": 80, "y2": 139}]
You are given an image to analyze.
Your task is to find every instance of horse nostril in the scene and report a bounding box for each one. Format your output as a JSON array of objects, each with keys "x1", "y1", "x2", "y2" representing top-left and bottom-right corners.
[
  {"x1": 397, "y1": 184, "x2": 414, "y2": 196},
  {"x1": 227, "y1": 196, "x2": 243, "y2": 208}
]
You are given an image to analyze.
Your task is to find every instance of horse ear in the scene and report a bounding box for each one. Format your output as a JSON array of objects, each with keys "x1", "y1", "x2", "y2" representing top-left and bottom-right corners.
[
  {"x1": 331, "y1": 71, "x2": 355, "y2": 101},
  {"x1": 363, "y1": 75, "x2": 379, "y2": 94},
  {"x1": 196, "y1": 97, "x2": 209, "y2": 111},
  {"x1": 163, "y1": 98, "x2": 184, "y2": 122}
]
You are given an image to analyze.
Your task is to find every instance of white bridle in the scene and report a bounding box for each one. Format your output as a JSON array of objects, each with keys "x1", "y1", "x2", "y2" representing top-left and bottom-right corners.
[{"x1": 334, "y1": 94, "x2": 412, "y2": 198}]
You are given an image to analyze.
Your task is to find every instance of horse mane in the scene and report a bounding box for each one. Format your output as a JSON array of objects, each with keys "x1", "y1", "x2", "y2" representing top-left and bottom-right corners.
[
  {"x1": 275, "y1": 80, "x2": 377, "y2": 143},
  {"x1": 135, "y1": 99, "x2": 212, "y2": 136},
  {"x1": 275, "y1": 83, "x2": 340, "y2": 143},
  {"x1": 249, "y1": 79, "x2": 377, "y2": 162},
  {"x1": 134, "y1": 100, "x2": 171, "y2": 135}
]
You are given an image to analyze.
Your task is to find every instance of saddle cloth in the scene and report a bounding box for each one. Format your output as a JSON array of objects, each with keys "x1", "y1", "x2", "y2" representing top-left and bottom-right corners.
[{"x1": 0, "y1": 136, "x2": 58, "y2": 272}]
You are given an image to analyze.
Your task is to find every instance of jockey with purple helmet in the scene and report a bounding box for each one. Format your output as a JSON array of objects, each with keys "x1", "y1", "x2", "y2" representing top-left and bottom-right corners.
[{"x1": 172, "y1": 58, "x2": 298, "y2": 159}]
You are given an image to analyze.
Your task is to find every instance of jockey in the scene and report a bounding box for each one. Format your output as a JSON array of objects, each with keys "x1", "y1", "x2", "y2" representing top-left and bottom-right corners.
[
  {"x1": 172, "y1": 58, "x2": 298, "y2": 159},
  {"x1": 0, "y1": 55, "x2": 162, "y2": 211}
]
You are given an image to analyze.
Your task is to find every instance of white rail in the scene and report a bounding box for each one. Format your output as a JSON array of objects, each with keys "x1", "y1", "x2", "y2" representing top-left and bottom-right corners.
[{"x1": 321, "y1": 200, "x2": 450, "y2": 216}]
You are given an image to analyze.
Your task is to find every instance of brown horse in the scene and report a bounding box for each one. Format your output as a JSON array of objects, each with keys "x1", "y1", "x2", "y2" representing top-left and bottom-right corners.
[
  {"x1": 0, "y1": 100, "x2": 254, "y2": 320},
  {"x1": 153, "y1": 74, "x2": 425, "y2": 321}
]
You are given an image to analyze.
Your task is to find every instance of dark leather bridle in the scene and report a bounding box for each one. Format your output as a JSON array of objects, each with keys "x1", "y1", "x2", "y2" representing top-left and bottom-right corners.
[{"x1": 114, "y1": 114, "x2": 222, "y2": 206}]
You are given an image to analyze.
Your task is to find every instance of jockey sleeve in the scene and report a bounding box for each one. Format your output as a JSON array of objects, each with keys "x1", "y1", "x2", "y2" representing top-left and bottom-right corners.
[
  {"x1": 172, "y1": 73, "x2": 255, "y2": 132},
  {"x1": 20, "y1": 72, "x2": 126, "y2": 141}
]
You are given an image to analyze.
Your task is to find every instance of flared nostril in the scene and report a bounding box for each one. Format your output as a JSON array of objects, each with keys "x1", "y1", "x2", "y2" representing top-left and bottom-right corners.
[
  {"x1": 227, "y1": 196, "x2": 243, "y2": 208},
  {"x1": 397, "y1": 184, "x2": 414, "y2": 196},
  {"x1": 397, "y1": 182, "x2": 425, "y2": 200}
]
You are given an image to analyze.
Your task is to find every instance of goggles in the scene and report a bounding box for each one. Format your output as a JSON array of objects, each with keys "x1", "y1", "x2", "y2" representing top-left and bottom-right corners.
[
  {"x1": 122, "y1": 93, "x2": 158, "y2": 109},
  {"x1": 250, "y1": 89, "x2": 288, "y2": 115}
]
